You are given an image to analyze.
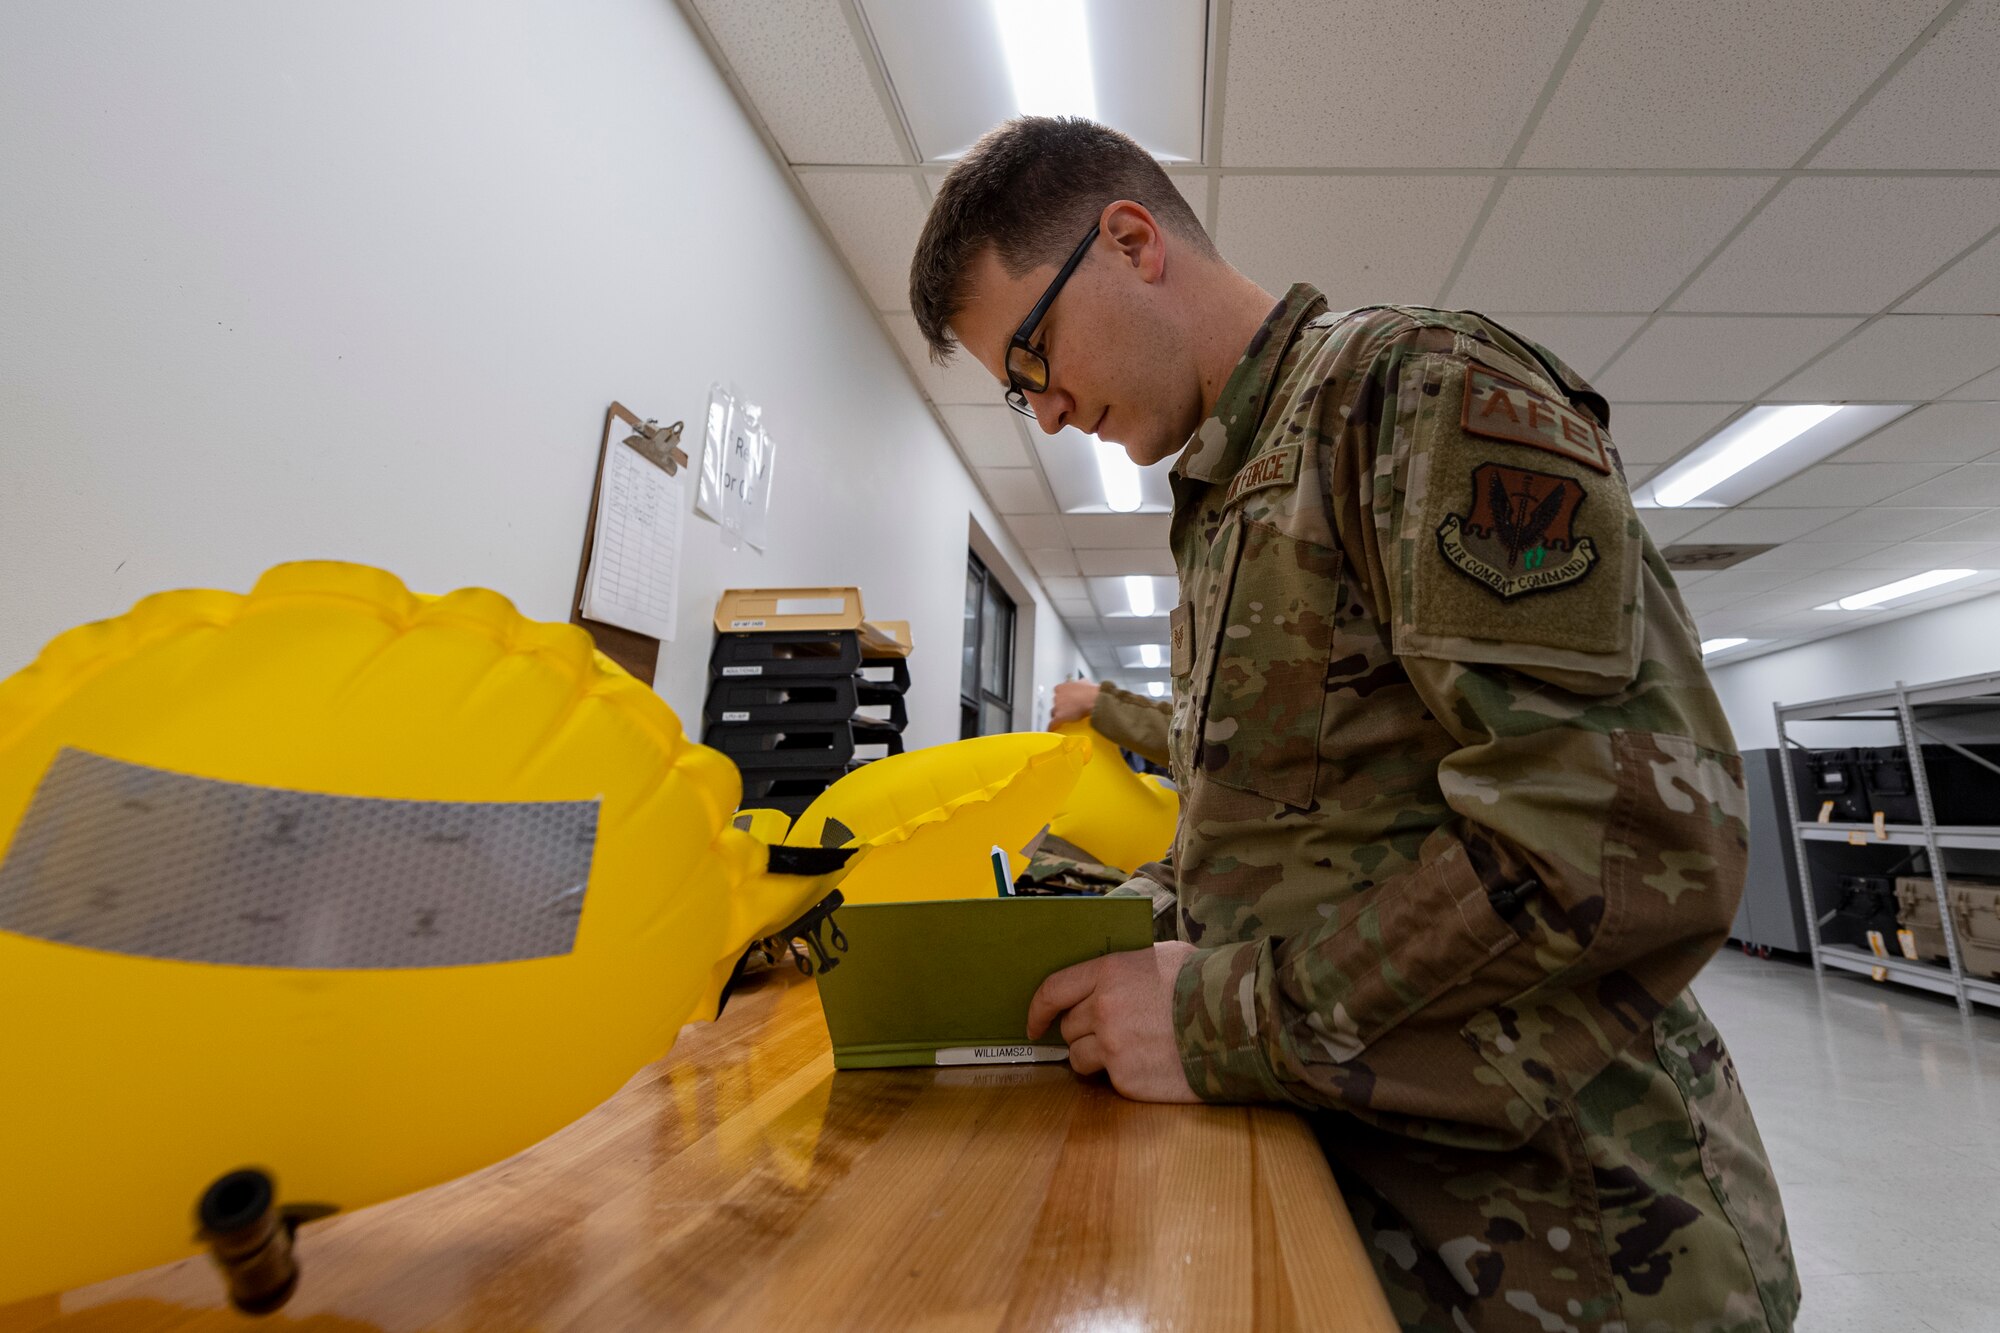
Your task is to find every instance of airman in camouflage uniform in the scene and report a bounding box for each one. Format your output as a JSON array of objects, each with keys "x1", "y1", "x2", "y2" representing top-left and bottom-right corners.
[
  {"x1": 909, "y1": 116, "x2": 1797, "y2": 1331},
  {"x1": 1155, "y1": 285, "x2": 1797, "y2": 1331}
]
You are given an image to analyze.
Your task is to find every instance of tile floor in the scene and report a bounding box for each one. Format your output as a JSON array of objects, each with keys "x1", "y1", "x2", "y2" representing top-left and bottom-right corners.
[{"x1": 1693, "y1": 947, "x2": 2000, "y2": 1332}]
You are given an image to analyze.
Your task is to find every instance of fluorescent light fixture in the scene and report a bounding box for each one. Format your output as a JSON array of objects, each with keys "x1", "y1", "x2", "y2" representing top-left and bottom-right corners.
[
  {"x1": 1095, "y1": 438, "x2": 1141, "y2": 513},
  {"x1": 1816, "y1": 569, "x2": 1978, "y2": 612},
  {"x1": 1146, "y1": 681, "x2": 1167, "y2": 698},
  {"x1": 1651, "y1": 405, "x2": 1841, "y2": 508},
  {"x1": 993, "y1": 0, "x2": 1096, "y2": 118},
  {"x1": 1701, "y1": 637, "x2": 1748, "y2": 656},
  {"x1": 1124, "y1": 574, "x2": 1155, "y2": 618},
  {"x1": 1137, "y1": 643, "x2": 1163, "y2": 668}
]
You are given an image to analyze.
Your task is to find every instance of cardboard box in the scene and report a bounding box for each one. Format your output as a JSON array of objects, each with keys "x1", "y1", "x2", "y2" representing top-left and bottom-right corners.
[{"x1": 714, "y1": 587, "x2": 863, "y2": 634}]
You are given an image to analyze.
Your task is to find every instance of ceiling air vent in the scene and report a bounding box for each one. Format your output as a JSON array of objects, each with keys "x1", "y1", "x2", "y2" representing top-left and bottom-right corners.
[{"x1": 1660, "y1": 544, "x2": 1777, "y2": 571}]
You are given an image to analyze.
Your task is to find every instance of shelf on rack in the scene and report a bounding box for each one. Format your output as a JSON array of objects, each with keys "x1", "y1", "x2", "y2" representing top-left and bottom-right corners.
[
  {"x1": 1794, "y1": 822, "x2": 2000, "y2": 852},
  {"x1": 1819, "y1": 944, "x2": 1961, "y2": 999}
]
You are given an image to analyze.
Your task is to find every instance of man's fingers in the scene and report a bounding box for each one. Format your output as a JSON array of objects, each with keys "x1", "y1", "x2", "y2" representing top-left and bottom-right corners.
[
  {"x1": 1066, "y1": 1034, "x2": 1106, "y2": 1077},
  {"x1": 1058, "y1": 995, "x2": 1098, "y2": 1046},
  {"x1": 1026, "y1": 958, "x2": 1102, "y2": 1038}
]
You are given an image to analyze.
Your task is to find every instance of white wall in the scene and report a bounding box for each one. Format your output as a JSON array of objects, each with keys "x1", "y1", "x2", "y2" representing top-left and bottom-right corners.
[
  {"x1": 1708, "y1": 591, "x2": 2000, "y2": 749},
  {"x1": 0, "y1": 0, "x2": 1076, "y2": 748}
]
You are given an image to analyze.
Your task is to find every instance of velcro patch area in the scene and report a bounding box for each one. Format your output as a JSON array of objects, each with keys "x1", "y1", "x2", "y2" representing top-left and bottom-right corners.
[
  {"x1": 1461, "y1": 367, "x2": 1612, "y2": 475},
  {"x1": 1225, "y1": 444, "x2": 1300, "y2": 506}
]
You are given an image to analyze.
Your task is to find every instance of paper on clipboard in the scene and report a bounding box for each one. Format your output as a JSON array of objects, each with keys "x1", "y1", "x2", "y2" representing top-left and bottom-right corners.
[{"x1": 581, "y1": 437, "x2": 685, "y2": 641}]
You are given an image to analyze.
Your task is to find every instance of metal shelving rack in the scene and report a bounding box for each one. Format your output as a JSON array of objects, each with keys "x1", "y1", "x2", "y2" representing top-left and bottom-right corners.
[{"x1": 1775, "y1": 669, "x2": 2000, "y2": 1017}]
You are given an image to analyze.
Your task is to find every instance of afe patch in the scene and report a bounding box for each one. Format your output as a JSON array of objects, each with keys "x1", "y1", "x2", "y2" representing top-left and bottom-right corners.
[
  {"x1": 1461, "y1": 366, "x2": 1613, "y2": 475},
  {"x1": 1437, "y1": 463, "x2": 1598, "y2": 599}
]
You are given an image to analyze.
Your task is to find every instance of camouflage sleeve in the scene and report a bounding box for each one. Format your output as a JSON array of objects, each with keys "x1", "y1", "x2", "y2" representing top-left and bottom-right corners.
[
  {"x1": 1174, "y1": 331, "x2": 1748, "y2": 1147},
  {"x1": 1090, "y1": 683, "x2": 1172, "y2": 766},
  {"x1": 1106, "y1": 856, "x2": 1180, "y2": 941}
]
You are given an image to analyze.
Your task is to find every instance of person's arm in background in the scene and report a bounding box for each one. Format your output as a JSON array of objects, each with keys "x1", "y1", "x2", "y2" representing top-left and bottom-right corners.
[
  {"x1": 1049, "y1": 679, "x2": 1171, "y2": 767},
  {"x1": 1050, "y1": 679, "x2": 1180, "y2": 937}
]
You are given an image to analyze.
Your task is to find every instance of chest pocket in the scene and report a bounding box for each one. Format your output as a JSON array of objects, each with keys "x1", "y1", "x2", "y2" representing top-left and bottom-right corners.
[{"x1": 1194, "y1": 516, "x2": 1343, "y2": 809}]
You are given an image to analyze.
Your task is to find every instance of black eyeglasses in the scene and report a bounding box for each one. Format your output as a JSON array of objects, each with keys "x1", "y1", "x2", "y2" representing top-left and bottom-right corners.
[{"x1": 1003, "y1": 222, "x2": 1100, "y2": 418}]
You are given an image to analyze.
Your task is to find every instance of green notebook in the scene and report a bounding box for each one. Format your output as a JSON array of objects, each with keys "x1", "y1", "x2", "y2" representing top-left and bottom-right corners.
[{"x1": 814, "y1": 896, "x2": 1155, "y2": 1069}]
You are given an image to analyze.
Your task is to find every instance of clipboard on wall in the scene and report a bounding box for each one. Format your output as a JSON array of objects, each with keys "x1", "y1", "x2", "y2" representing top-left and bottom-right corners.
[{"x1": 570, "y1": 401, "x2": 690, "y2": 683}]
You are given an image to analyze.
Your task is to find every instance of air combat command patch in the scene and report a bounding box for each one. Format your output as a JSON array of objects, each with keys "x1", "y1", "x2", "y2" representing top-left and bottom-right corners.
[{"x1": 1437, "y1": 463, "x2": 1598, "y2": 599}]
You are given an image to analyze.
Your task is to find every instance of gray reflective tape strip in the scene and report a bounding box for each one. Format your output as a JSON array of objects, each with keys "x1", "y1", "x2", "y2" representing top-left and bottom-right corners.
[{"x1": 0, "y1": 749, "x2": 597, "y2": 969}]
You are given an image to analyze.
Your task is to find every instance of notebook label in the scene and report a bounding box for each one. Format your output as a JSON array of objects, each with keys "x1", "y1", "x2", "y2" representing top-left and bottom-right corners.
[{"x1": 934, "y1": 1044, "x2": 1070, "y2": 1066}]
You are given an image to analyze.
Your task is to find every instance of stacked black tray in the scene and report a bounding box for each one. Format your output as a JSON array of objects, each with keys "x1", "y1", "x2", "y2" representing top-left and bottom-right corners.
[{"x1": 703, "y1": 626, "x2": 907, "y2": 817}]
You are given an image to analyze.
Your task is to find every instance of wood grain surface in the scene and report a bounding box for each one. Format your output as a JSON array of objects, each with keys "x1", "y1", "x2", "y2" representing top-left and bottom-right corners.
[{"x1": 1, "y1": 968, "x2": 1395, "y2": 1332}]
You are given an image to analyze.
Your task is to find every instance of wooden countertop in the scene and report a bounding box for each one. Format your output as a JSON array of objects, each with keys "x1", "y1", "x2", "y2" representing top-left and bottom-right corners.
[{"x1": 3, "y1": 967, "x2": 1396, "y2": 1332}]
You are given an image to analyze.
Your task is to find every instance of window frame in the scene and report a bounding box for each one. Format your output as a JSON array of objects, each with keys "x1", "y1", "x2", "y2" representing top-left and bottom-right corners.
[{"x1": 960, "y1": 552, "x2": 1017, "y2": 738}]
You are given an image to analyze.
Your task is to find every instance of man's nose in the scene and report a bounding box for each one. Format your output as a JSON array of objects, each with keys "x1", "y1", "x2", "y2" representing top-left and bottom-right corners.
[{"x1": 1029, "y1": 388, "x2": 1069, "y2": 435}]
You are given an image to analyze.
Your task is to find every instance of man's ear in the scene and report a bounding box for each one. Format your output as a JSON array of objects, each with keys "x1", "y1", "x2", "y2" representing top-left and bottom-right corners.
[{"x1": 1100, "y1": 200, "x2": 1167, "y2": 283}]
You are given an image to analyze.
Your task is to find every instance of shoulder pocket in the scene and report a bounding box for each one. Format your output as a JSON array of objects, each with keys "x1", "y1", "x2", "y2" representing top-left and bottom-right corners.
[
  {"x1": 1395, "y1": 353, "x2": 1644, "y2": 692},
  {"x1": 1197, "y1": 517, "x2": 1342, "y2": 809}
]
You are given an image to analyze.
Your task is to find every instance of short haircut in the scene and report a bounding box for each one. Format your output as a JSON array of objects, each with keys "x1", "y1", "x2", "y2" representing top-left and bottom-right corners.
[{"x1": 909, "y1": 116, "x2": 1216, "y2": 364}]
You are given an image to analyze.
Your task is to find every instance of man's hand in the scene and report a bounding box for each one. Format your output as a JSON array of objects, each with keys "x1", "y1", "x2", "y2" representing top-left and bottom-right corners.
[
  {"x1": 1049, "y1": 679, "x2": 1101, "y2": 728},
  {"x1": 1026, "y1": 940, "x2": 1200, "y2": 1103}
]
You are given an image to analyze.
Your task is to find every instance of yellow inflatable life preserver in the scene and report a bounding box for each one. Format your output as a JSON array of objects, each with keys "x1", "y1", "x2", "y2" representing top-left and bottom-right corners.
[
  {"x1": 0, "y1": 562, "x2": 839, "y2": 1303},
  {"x1": 784, "y1": 731, "x2": 1090, "y2": 903},
  {"x1": 1046, "y1": 721, "x2": 1179, "y2": 874}
]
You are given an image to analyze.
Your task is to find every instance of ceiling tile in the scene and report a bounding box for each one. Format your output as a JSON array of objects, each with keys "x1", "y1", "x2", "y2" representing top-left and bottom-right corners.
[
  {"x1": 1875, "y1": 464, "x2": 2000, "y2": 509},
  {"x1": 1604, "y1": 404, "x2": 1737, "y2": 465},
  {"x1": 1812, "y1": 0, "x2": 2000, "y2": 168},
  {"x1": 1774, "y1": 317, "x2": 2000, "y2": 401},
  {"x1": 978, "y1": 467, "x2": 1053, "y2": 514},
  {"x1": 797, "y1": 172, "x2": 930, "y2": 311},
  {"x1": 1217, "y1": 175, "x2": 1490, "y2": 307},
  {"x1": 1483, "y1": 315, "x2": 1646, "y2": 380},
  {"x1": 1626, "y1": 465, "x2": 1656, "y2": 486},
  {"x1": 1041, "y1": 575, "x2": 1088, "y2": 599},
  {"x1": 1740, "y1": 462, "x2": 1953, "y2": 508},
  {"x1": 1761, "y1": 569, "x2": 1889, "y2": 599},
  {"x1": 1900, "y1": 228, "x2": 2000, "y2": 314},
  {"x1": 1729, "y1": 542, "x2": 1889, "y2": 573},
  {"x1": 939, "y1": 404, "x2": 1033, "y2": 468},
  {"x1": 1836, "y1": 540, "x2": 2000, "y2": 571},
  {"x1": 1928, "y1": 510, "x2": 2000, "y2": 542},
  {"x1": 1947, "y1": 367, "x2": 2000, "y2": 401},
  {"x1": 1054, "y1": 598, "x2": 1096, "y2": 618},
  {"x1": 1793, "y1": 506, "x2": 1984, "y2": 542},
  {"x1": 1062, "y1": 514, "x2": 1172, "y2": 549},
  {"x1": 1674, "y1": 178, "x2": 2000, "y2": 314},
  {"x1": 1448, "y1": 177, "x2": 1773, "y2": 311},
  {"x1": 1678, "y1": 568, "x2": 1807, "y2": 604},
  {"x1": 1684, "y1": 508, "x2": 1853, "y2": 543},
  {"x1": 1076, "y1": 548, "x2": 1177, "y2": 577},
  {"x1": 883, "y1": 312, "x2": 1000, "y2": 404},
  {"x1": 691, "y1": 0, "x2": 907, "y2": 165},
  {"x1": 1520, "y1": 0, "x2": 1942, "y2": 167},
  {"x1": 1596, "y1": 317, "x2": 1861, "y2": 403},
  {"x1": 1745, "y1": 610, "x2": 1861, "y2": 636},
  {"x1": 1027, "y1": 547, "x2": 1078, "y2": 578},
  {"x1": 1639, "y1": 509, "x2": 1714, "y2": 545},
  {"x1": 1220, "y1": 0, "x2": 1589, "y2": 167},
  {"x1": 1834, "y1": 403, "x2": 2000, "y2": 464},
  {"x1": 1003, "y1": 514, "x2": 1068, "y2": 548}
]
